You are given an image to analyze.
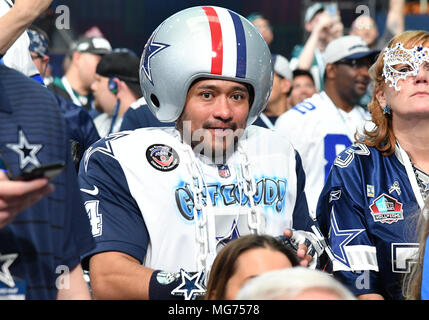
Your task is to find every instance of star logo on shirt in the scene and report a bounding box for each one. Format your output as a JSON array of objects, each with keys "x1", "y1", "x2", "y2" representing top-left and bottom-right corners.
[
  {"x1": 216, "y1": 219, "x2": 241, "y2": 247},
  {"x1": 6, "y1": 129, "x2": 42, "y2": 169},
  {"x1": 329, "y1": 209, "x2": 365, "y2": 268},
  {"x1": 141, "y1": 29, "x2": 169, "y2": 85},
  {"x1": 0, "y1": 253, "x2": 18, "y2": 288},
  {"x1": 171, "y1": 269, "x2": 206, "y2": 300}
]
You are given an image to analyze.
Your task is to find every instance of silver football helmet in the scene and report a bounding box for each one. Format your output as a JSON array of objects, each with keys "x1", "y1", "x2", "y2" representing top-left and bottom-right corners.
[{"x1": 139, "y1": 6, "x2": 273, "y2": 125}]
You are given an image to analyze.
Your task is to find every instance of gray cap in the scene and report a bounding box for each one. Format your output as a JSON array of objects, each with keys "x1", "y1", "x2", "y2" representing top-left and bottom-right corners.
[
  {"x1": 272, "y1": 54, "x2": 292, "y2": 80},
  {"x1": 304, "y1": 3, "x2": 324, "y2": 23},
  {"x1": 71, "y1": 37, "x2": 112, "y2": 55},
  {"x1": 324, "y1": 35, "x2": 378, "y2": 64}
]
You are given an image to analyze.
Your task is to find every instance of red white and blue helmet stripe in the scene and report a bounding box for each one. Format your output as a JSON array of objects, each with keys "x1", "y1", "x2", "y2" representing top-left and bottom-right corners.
[{"x1": 140, "y1": 6, "x2": 273, "y2": 125}]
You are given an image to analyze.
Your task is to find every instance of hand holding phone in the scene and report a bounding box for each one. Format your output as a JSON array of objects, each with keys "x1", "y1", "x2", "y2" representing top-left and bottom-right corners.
[
  {"x1": 12, "y1": 162, "x2": 66, "y2": 181},
  {"x1": 0, "y1": 162, "x2": 56, "y2": 228}
]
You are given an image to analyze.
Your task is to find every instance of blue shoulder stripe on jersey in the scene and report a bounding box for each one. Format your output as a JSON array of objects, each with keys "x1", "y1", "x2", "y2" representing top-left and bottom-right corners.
[
  {"x1": 292, "y1": 150, "x2": 313, "y2": 231},
  {"x1": 228, "y1": 10, "x2": 246, "y2": 78}
]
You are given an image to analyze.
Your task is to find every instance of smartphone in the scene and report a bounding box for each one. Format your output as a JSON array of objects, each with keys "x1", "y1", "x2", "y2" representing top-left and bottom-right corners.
[
  {"x1": 324, "y1": 3, "x2": 338, "y2": 17},
  {"x1": 12, "y1": 162, "x2": 66, "y2": 181}
]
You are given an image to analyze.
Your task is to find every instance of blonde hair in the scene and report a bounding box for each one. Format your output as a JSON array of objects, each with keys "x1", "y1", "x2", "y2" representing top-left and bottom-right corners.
[
  {"x1": 403, "y1": 201, "x2": 429, "y2": 300},
  {"x1": 358, "y1": 30, "x2": 429, "y2": 156},
  {"x1": 235, "y1": 267, "x2": 356, "y2": 300}
]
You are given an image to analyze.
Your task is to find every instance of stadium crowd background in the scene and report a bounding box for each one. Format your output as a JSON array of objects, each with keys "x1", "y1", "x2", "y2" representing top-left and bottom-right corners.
[
  {"x1": 39, "y1": 0, "x2": 429, "y2": 79},
  {"x1": 3, "y1": 0, "x2": 429, "y2": 302}
]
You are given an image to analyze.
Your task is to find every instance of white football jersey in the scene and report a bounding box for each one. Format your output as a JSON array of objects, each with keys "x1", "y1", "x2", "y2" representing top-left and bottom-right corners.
[
  {"x1": 274, "y1": 91, "x2": 372, "y2": 217},
  {"x1": 78, "y1": 126, "x2": 312, "y2": 273}
]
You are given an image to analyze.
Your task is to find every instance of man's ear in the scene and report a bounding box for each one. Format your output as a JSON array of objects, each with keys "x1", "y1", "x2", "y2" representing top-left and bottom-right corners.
[
  {"x1": 280, "y1": 78, "x2": 292, "y2": 94},
  {"x1": 72, "y1": 51, "x2": 81, "y2": 62},
  {"x1": 324, "y1": 63, "x2": 336, "y2": 80}
]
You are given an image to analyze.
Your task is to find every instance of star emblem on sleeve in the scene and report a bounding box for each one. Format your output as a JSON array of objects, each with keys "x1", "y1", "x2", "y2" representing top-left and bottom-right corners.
[
  {"x1": 329, "y1": 209, "x2": 365, "y2": 268},
  {"x1": 6, "y1": 128, "x2": 42, "y2": 169},
  {"x1": 171, "y1": 269, "x2": 206, "y2": 300},
  {"x1": 0, "y1": 253, "x2": 18, "y2": 288}
]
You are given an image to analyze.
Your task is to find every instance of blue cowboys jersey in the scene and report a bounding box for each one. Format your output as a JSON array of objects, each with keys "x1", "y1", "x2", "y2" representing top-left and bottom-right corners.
[
  {"x1": 274, "y1": 92, "x2": 372, "y2": 217},
  {"x1": 316, "y1": 143, "x2": 421, "y2": 299},
  {"x1": 0, "y1": 65, "x2": 94, "y2": 299},
  {"x1": 78, "y1": 125, "x2": 312, "y2": 273}
]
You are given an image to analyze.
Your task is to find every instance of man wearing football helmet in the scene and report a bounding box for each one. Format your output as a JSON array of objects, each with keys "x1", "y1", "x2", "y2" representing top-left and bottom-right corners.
[{"x1": 78, "y1": 6, "x2": 323, "y2": 300}]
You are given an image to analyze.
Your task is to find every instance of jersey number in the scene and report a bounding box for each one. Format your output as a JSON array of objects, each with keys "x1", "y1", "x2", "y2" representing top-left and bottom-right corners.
[
  {"x1": 85, "y1": 200, "x2": 103, "y2": 237},
  {"x1": 324, "y1": 134, "x2": 352, "y2": 181}
]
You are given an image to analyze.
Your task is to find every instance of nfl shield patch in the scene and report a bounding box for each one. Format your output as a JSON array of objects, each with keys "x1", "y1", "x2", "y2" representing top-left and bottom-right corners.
[{"x1": 217, "y1": 165, "x2": 231, "y2": 178}]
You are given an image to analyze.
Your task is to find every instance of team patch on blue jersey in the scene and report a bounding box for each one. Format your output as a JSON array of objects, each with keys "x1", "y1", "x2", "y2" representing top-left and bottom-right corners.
[
  {"x1": 369, "y1": 193, "x2": 404, "y2": 224},
  {"x1": 366, "y1": 184, "x2": 375, "y2": 197},
  {"x1": 146, "y1": 144, "x2": 180, "y2": 172}
]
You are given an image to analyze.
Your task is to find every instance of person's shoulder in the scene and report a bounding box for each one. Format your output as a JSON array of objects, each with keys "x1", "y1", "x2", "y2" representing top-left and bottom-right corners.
[
  {"x1": 333, "y1": 142, "x2": 378, "y2": 173},
  {"x1": 277, "y1": 93, "x2": 324, "y2": 125},
  {"x1": 94, "y1": 127, "x2": 178, "y2": 146},
  {"x1": 245, "y1": 125, "x2": 296, "y2": 153},
  {"x1": 0, "y1": 65, "x2": 61, "y2": 111}
]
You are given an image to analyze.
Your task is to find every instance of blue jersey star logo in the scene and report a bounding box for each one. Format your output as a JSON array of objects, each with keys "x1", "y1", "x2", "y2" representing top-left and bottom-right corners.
[
  {"x1": 216, "y1": 219, "x2": 240, "y2": 247},
  {"x1": 329, "y1": 208, "x2": 365, "y2": 268},
  {"x1": 0, "y1": 253, "x2": 18, "y2": 288},
  {"x1": 6, "y1": 128, "x2": 42, "y2": 169},
  {"x1": 141, "y1": 29, "x2": 169, "y2": 85},
  {"x1": 171, "y1": 269, "x2": 206, "y2": 300}
]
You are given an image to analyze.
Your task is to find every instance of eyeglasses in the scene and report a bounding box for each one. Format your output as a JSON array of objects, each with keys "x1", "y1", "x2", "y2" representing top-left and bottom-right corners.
[{"x1": 334, "y1": 58, "x2": 372, "y2": 69}]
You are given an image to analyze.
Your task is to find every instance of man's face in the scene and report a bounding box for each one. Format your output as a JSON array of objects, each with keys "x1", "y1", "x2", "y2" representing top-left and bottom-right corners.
[
  {"x1": 289, "y1": 75, "x2": 316, "y2": 107},
  {"x1": 350, "y1": 16, "x2": 379, "y2": 47},
  {"x1": 75, "y1": 52, "x2": 103, "y2": 90},
  {"x1": 333, "y1": 57, "x2": 372, "y2": 105},
  {"x1": 177, "y1": 79, "x2": 250, "y2": 161},
  {"x1": 30, "y1": 52, "x2": 49, "y2": 78},
  {"x1": 91, "y1": 74, "x2": 117, "y2": 114},
  {"x1": 251, "y1": 18, "x2": 273, "y2": 46}
]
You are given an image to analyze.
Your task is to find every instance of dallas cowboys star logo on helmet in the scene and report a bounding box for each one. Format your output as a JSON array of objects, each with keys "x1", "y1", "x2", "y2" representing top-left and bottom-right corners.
[{"x1": 141, "y1": 29, "x2": 169, "y2": 86}]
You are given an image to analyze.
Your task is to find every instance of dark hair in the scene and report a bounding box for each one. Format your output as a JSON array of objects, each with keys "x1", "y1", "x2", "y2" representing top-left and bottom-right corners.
[
  {"x1": 96, "y1": 52, "x2": 142, "y2": 97},
  {"x1": 204, "y1": 234, "x2": 299, "y2": 300},
  {"x1": 287, "y1": 69, "x2": 315, "y2": 96},
  {"x1": 292, "y1": 69, "x2": 315, "y2": 85}
]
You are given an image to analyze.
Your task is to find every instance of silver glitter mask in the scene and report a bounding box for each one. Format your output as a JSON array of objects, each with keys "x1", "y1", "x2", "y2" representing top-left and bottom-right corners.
[{"x1": 383, "y1": 42, "x2": 429, "y2": 91}]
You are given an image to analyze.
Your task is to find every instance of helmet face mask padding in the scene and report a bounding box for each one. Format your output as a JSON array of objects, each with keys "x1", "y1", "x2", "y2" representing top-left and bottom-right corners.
[{"x1": 139, "y1": 6, "x2": 273, "y2": 126}]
